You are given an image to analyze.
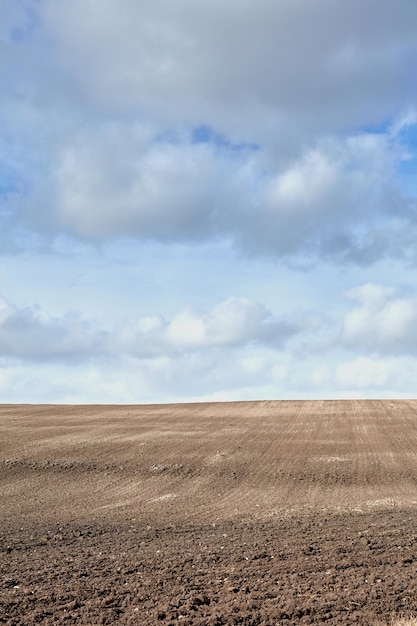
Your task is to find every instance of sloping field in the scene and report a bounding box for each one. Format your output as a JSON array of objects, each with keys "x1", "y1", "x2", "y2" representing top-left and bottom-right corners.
[{"x1": 1, "y1": 400, "x2": 417, "y2": 624}]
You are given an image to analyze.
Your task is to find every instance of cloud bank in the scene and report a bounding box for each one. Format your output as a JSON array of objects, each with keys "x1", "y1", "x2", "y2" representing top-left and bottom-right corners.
[
  {"x1": 1, "y1": 284, "x2": 417, "y2": 402},
  {"x1": 0, "y1": 295, "x2": 312, "y2": 363},
  {"x1": 1, "y1": 1, "x2": 417, "y2": 402},
  {"x1": 1, "y1": 0, "x2": 417, "y2": 265}
]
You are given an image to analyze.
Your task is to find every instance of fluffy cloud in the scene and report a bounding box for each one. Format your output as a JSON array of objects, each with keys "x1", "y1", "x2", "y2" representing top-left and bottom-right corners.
[
  {"x1": 0, "y1": 295, "x2": 311, "y2": 364},
  {"x1": 341, "y1": 284, "x2": 417, "y2": 354},
  {"x1": 1, "y1": 0, "x2": 417, "y2": 265},
  {"x1": 40, "y1": 126, "x2": 250, "y2": 242},
  {"x1": 0, "y1": 298, "x2": 103, "y2": 362},
  {"x1": 12, "y1": 119, "x2": 416, "y2": 265},
  {"x1": 0, "y1": 294, "x2": 317, "y2": 402},
  {"x1": 334, "y1": 356, "x2": 417, "y2": 392},
  {"x1": 3, "y1": 1, "x2": 417, "y2": 403},
  {"x1": 2, "y1": 285, "x2": 417, "y2": 402},
  {"x1": 35, "y1": 0, "x2": 417, "y2": 140},
  {"x1": 114, "y1": 297, "x2": 309, "y2": 357},
  {"x1": 237, "y1": 132, "x2": 409, "y2": 262}
]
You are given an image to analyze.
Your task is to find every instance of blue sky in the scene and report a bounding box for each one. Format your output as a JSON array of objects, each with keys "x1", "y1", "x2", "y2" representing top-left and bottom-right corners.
[{"x1": 1, "y1": 0, "x2": 417, "y2": 403}]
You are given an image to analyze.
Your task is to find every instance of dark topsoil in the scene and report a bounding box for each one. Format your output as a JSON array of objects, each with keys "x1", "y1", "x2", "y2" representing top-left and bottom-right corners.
[
  {"x1": 3, "y1": 401, "x2": 417, "y2": 625},
  {"x1": 2, "y1": 509, "x2": 417, "y2": 626}
]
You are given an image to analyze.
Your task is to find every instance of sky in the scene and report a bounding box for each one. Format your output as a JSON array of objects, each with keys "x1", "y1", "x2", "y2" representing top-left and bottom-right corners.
[{"x1": 1, "y1": 0, "x2": 417, "y2": 403}]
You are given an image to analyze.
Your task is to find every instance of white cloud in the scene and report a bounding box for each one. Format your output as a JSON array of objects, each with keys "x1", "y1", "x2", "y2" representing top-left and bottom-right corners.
[
  {"x1": 334, "y1": 356, "x2": 417, "y2": 391},
  {"x1": 12, "y1": 118, "x2": 414, "y2": 265},
  {"x1": 0, "y1": 297, "x2": 104, "y2": 362},
  {"x1": 0, "y1": 295, "x2": 313, "y2": 364},
  {"x1": 1, "y1": 1, "x2": 417, "y2": 265},
  {"x1": 2, "y1": 2, "x2": 417, "y2": 402},
  {"x1": 2, "y1": 285, "x2": 417, "y2": 403},
  {"x1": 342, "y1": 284, "x2": 417, "y2": 354},
  {"x1": 46, "y1": 127, "x2": 246, "y2": 242},
  {"x1": 36, "y1": 0, "x2": 417, "y2": 140},
  {"x1": 237, "y1": 132, "x2": 408, "y2": 262},
  {"x1": 114, "y1": 297, "x2": 307, "y2": 357}
]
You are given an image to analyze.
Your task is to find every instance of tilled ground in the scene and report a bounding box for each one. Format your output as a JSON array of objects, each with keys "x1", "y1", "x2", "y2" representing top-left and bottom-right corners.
[
  {"x1": 1, "y1": 401, "x2": 417, "y2": 624},
  {"x1": 2, "y1": 511, "x2": 417, "y2": 625}
]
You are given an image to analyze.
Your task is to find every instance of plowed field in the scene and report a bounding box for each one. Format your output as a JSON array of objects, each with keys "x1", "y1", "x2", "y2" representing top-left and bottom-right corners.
[{"x1": 1, "y1": 400, "x2": 417, "y2": 624}]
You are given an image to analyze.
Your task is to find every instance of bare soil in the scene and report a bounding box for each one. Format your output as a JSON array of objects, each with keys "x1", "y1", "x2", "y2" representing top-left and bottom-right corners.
[{"x1": 1, "y1": 400, "x2": 417, "y2": 625}]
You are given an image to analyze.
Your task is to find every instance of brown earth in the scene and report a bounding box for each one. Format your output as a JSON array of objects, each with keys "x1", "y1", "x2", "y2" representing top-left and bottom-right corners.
[{"x1": 1, "y1": 399, "x2": 417, "y2": 625}]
